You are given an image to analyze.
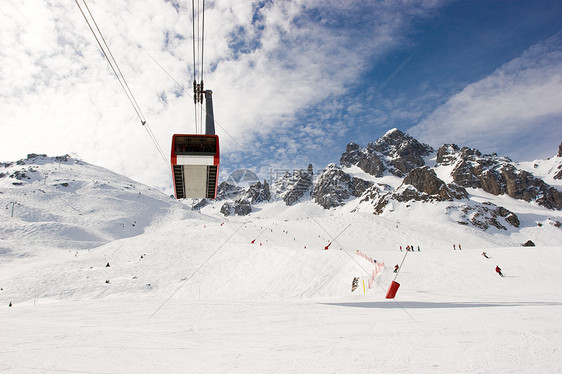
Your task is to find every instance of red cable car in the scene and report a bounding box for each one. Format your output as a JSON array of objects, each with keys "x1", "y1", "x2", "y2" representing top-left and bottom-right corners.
[
  {"x1": 171, "y1": 90, "x2": 220, "y2": 199},
  {"x1": 171, "y1": 134, "x2": 219, "y2": 199}
]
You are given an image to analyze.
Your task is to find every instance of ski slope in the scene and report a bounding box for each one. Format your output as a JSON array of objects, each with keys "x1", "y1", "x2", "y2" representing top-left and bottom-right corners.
[{"x1": 1, "y1": 156, "x2": 562, "y2": 372}]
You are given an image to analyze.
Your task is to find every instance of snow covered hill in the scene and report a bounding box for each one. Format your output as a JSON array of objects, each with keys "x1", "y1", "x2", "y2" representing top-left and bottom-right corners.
[
  {"x1": 1, "y1": 151, "x2": 561, "y2": 373},
  {"x1": 0, "y1": 154, "x2": 191, "y2": 252}
]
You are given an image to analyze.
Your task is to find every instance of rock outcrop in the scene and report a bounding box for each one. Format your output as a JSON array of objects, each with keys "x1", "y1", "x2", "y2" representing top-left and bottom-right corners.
[
  {"x1": 340, "y1": 142, "x2": 386, "y2": 177},
  {"x1": 437, "y1": 144, "x2": 562, "y2": 210},
  {"x1": 216, "y1": 182, "x2": 243, "y2": 201},
  {"x1": 454, "y1": 203, "x2": 520, "y2": 231},
  {"x1": 403, "y1": 167, "x2": 468, "y2": 201},
  {"x1": 238, "y1": 180, "x2": 271, "y2": 204},
  {"x1": 220, "y1": 202, "x2": 233, "y2": 216},
  {"x1": 312, "y1": 164, "x2": 372, "y2": 209},
  {"x1": 367, "y1": 166, "x2": 468, "y2": 215},
  {"x1": 271, "y1": 167, "x2": 313, "y2": 206},
  {"x1": 233, "y1": 199, "x2": 252, "y2": 216}
]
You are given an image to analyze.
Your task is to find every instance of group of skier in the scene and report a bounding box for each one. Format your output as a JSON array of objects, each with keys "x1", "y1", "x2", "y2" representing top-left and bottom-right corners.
[{"x1": 399, "y1": 245, "x2": 420, "y2": 252}]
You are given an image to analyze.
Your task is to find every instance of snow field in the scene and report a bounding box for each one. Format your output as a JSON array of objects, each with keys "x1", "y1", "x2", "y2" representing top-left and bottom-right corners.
[
  {"x1": 2, "y1": 207, "x2": 562, "y2": 372},
  {"x1": 1, "y1": 156, "x2": 562, "y2": 372}
]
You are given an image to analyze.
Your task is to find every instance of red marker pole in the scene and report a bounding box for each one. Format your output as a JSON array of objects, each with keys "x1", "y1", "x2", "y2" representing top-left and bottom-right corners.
[
  {"x1": 324, "y1": 224, "x2": 351, "y2": 250},
  {"x1": 386, "y1": 250, "x2": 408, "y2": 299}
]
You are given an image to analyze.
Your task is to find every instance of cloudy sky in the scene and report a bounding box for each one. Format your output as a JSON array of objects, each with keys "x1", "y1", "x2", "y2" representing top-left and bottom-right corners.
[{"x1": 2, "y1": 0, "x2": 562, "y2": 194}]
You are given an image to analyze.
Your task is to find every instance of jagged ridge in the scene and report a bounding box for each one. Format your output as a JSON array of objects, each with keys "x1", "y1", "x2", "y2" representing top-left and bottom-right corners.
[{"x1": 210, "y1": 132, "x2": 561, "y2": 233}]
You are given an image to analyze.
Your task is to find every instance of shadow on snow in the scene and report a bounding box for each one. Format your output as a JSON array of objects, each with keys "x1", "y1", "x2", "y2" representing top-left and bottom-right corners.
[{"x1": 321, "y1": 301, "x2": 562, "y2": 309}]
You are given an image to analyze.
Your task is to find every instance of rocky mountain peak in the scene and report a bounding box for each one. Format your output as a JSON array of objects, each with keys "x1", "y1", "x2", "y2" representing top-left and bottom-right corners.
[
  {"x1": 371, "y1": 128, "x2": 433, "y2": 160},
  {"x1": 340, "y1": 129, "x2": 433, "y2": 178},
  {"x1": 374, "y1": 128, "x2": 413, "y2": 148}
]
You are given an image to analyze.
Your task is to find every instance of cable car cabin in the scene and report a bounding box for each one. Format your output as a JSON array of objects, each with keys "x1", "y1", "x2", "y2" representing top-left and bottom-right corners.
[{"x1": 171, "y1": 134, "x2": 219, "y2": 199}]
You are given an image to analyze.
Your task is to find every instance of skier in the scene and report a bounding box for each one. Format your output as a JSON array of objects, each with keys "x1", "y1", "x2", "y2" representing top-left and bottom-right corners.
[
  {"x1": 394, "y1": 264, "x2": 399, "y2": 273},
  {"x1": 482, "y1": 252, "x2": 489, "y2": 258},
  {"x1": 453, "y1": 244, "x2": 456, "y2": 250},
  {"x1": 458, "y1": 244, "x2": 462, "y2": 250},
  {"x1": 417, "y1": 245, "x2": 420, "y2": 252},
  {"x1": 400, "y1": 246, "x2": 402, "y2": 252},
  {"x1": 496, "y1": 266, "x2": 504, "y2": 277}
]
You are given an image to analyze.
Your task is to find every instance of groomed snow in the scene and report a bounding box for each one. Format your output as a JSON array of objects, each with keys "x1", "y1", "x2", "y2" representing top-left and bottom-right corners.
[{"x1": 1, "y1": 156, "x2": 561, "y2": 373}]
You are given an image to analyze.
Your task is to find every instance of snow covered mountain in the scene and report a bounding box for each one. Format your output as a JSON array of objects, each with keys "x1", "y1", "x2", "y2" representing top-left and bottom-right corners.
[
  {"x1": 215, "y1": 129, "x2": 562, "y2": 237},
  {"x1": 1, "y1": 141, "x2": 562, "y2": 373}
]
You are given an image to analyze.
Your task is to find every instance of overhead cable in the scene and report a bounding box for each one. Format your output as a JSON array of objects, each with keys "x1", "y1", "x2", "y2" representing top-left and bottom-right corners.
[{"x1": 74, "y1": 0, "x2": 170, "y2": 168}]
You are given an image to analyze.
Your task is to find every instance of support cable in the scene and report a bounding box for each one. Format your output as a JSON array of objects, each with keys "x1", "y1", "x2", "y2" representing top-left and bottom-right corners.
[
  {"x1": 191, "y1": 0, "x2": 198, "y2": 133},
  {"x1": 191, "y1": 0, "x2": 207, "y2": 135},
  {"x1": 199, "y1": 0, "x2": 205, "y2": 134},
  {"x1": 75, "y1": 0, "x2": 170, "y2": 168},
  {"x1": 76, "y1": 0, "x2": 145, "y2": 124},
  {"x1": 201, "y1": 0, "x2": 205, "y2": 85},
  {"x1": 146, "y1": 52, "x2": 245, "y2": 151}
]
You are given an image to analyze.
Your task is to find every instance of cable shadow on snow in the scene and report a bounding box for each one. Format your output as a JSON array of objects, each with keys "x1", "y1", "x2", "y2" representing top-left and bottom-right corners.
[{"x1": 320, "y1": 301, "x2": 562, "y2": 309}]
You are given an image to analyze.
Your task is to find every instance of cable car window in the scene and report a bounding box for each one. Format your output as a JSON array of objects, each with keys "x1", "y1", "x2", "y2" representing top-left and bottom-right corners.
[{"x1": 175, "y1": 136, "x2": 217, "y2": 155}]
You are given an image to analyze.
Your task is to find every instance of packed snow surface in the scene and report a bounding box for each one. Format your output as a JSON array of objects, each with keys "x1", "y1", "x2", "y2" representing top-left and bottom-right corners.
[{"x1": 1, "y1": 156, "x2": 561, "y2": 373}]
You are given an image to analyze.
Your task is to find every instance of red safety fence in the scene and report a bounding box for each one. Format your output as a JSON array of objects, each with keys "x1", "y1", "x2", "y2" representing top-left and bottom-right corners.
[
  {"x1": 356, "y1": 250, "x2": 385, "y2": 289},
  {"x1": 356, "y1": 250, "x2": 375, "y2": 264}
]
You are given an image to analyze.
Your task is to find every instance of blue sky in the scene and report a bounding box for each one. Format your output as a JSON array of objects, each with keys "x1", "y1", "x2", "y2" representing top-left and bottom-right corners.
[
  {"x1": 1, "y1": 1, "x2": 562, "y2": 193},
  {"x1": 242, "y1": 0, "x2": 562, "y2": 175}
]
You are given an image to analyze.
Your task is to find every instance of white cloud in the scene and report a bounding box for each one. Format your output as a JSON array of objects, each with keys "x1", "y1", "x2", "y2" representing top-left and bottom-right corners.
[
  {"x1": 409, "y1": 32, "x2": 562, "y2": 160},
  {"x1": 0, "y1": 0, "x2": 446, "y2": 193}
]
